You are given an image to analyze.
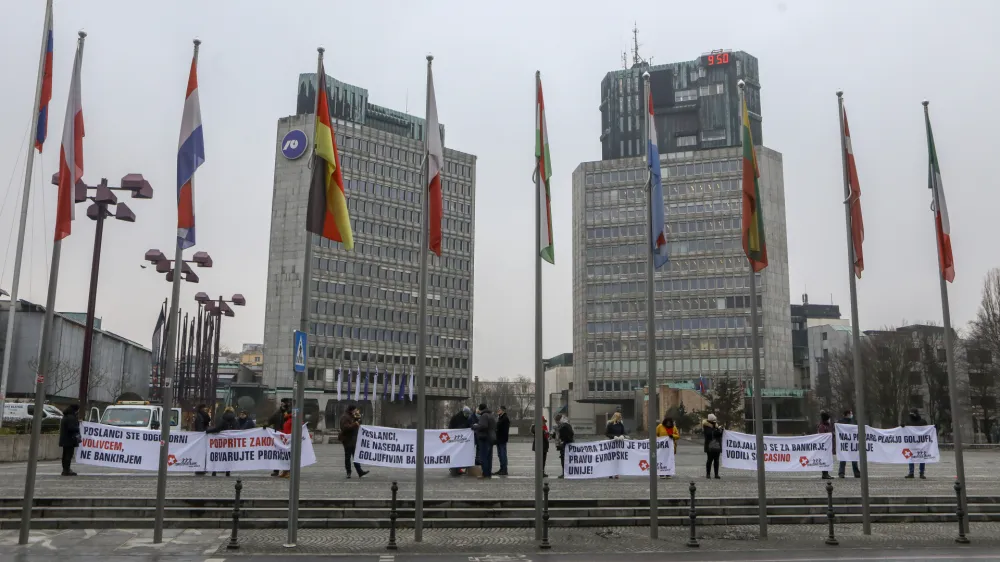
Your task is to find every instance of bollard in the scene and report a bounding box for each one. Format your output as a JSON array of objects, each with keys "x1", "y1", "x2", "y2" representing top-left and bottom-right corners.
[
  {"x1": 954, "y1": 480, "x2": 970, "y2": 544},
  {"x1": 227, "y1": 479, "x2": 243, "y2": 550},
  {"x1": 540, "y1": 481, "x2": 551, "y2": 549},
  {"x1": 387, "y1": 481, "x2": 399, "y2": 550},
  {"x1": 687, "y1": 481, "x2": 699, "y2": 548},
  {"x1": 825, "y1": 481, "x2": 838, "y2": 546}
]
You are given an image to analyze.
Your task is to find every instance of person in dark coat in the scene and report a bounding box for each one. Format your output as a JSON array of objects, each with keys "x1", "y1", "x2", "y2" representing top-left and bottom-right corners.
[
  {"x1": 531, "y1": 416, "x2": 550, "y2": 477},
  {"x1": 207, "y1": 406, "x2": 239, "y2": 477},
  {"x1": 817, "y1": 412, "x2": 834, "y2": 480},
  {"x1": 903, "y1": 409, "x2": 929, "y2": 479},
  {"x1": 468, "y1": 406, "x2": 481, "y2": 466},
  {"x1": 605, "y1": 412, "x2": 627, "y2": 439},
  {"x1": 193, "y1": 404, "x2": 211, "y2": 476},
  {"x1": 448, "y1": 407, "x2": 472, "y2": 476},
  {"x1": 496, "y1": 406, "x2": 511, "y2": 476},
  {"x1": 702, "y1": 414, "x2": 723, "y2": 479},
  {"x1": 554, "y1": 414, "x2": 575, "y2": 478},
  {"x1": 58, "y1": 404, "x2": 81, "y2": 476},
  {"x1": 236, "y1": 410, "x2": 255, "y2": 430},
  {"x1": 472, "y1": 403, "x2": 497, "y2": 478},
  {"x1": 266, "y1": 399, "x2": 290, "y2": 476},
  {"x1": 837, "y1": 409, "x2": 861, "y2": 478},
  {"x1": 338, "y1": 405, "x2": 368, "y2": 479}
]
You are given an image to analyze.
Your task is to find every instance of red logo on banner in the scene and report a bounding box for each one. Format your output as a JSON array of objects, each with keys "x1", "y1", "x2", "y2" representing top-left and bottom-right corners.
[
  {"x1": 902, "y1": 448, "x2": 913, "y2": 459},
  {"x1": 439, "y1": 432, "x2": 451, "y2": 444},
  {"x1": 36, "y1": 375, "x2": 44, "y2": 384},
  {"x1": 799, "y1": 456, "x2": 809, "y2": 467},
  {"x1": 638, "y1": 460, "x2": 650, "y2": 472},
  {"x1": 167, "y1": 454, "x2": 177, "y2": 466}
]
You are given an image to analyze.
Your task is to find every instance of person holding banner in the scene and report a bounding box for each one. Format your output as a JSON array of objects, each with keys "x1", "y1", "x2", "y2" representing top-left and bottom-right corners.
[
  {"x1": 702, "y1": 414, "x2": 723, "y2": 479},
  {"x1": 837, "y1": 410, "x2": 861, "y2": 478},
  {"x1": 554, "y1": 414, "x2": 575, "y2": 478},
  {"x1": 472, "y1": 403, "x2": 497, "y2": 478},
  {"x1": 58, "y1": 404, "x2": 82, "y2": 477},
  {"x1": 817, "y1": 412, "x2": 834, "y2": 480},
  {"x1": 338, "y1": 405, "x2": 369, "y2": 479},
  {"x1": 656, "y1": 416, "x2": 679, "y2": 479},
  {"x1": 279, "y1": 411, "x2": 293, "y2": 478},
  {"x1": 903, "y1": 409, "x2": 929, "y2": 479}
]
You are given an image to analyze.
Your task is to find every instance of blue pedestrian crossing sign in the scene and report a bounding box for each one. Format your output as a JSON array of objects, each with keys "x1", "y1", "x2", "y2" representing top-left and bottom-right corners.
[{"x1": 293, "y1": 330, "x2": 307, "y2": 373}]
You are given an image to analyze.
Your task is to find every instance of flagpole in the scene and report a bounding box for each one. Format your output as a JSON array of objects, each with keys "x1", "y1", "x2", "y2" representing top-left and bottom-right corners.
[
  {"x1": 642, "y1": 71, "x2": 659, "y2": 538},
  {"x1": 0, "y1": 0, "x2": 53, "y2": 430},
  {"x1": 836, "y1": 91, "x2": 871, "y2": 534},
  {"x1": 532, "y1": 70, "x2": 545, "y2": 541},
  {"x1": 414, "y1": 54, "x2": 434, "y2": 543},
  {"x1": 19, "y1": 29, "x2": 83, "y2": 546},
  {"x1": 923, "y1": 100, "x2": 969, "y2": 543},
  {"x1": 739, "y1": 80, "x2": 767, "y2": 540}
]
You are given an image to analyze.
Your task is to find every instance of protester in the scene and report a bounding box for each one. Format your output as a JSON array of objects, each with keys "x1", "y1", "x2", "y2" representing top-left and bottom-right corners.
[
  {"x1": 903, "y1": 408, "x2": 928, "y2": 479},
  {"x1": 531, "y1": 416, "x2": 550, "y2": 478},
  {"x1": 837, "y1": 409, "x2": 861, "y2": 478},
  {"x1": 338, "y1": 404, "x2": 368, "y2": 479},
  {"x1": 469, "y1": 406, "x2": 481, "y2": 467},
  {"x1": 193, "y1": 404, "x2": 212, "y2": 476},
  {"x1": 702, "y1": 414, "x2": 723, "y2": 479},
  {"x1": 817, "y1": 411, "x2": 834, "y2": 480},
  {"x1": 448, "y1": 406, "x2": 472, "y2": 476},
  {"x1": 496, "y1": 405, "x2": 511, "y2": 476},
  {"x1": 472, "y1": 402, "x2": 497, "y2": 478},
  {"x1": 605, "y1": 412, "x2": 627, "y2": 479},
  {"x1": 58, "y1": 404, "x2": 81, "y2": 477},
  {"x1": 656, "y1": 416, "x2": 680, "y2": 479},
  {"x1": 207, "y1": 406, "x2": 239, "y2": 477},
  {"x1": 554, "y1": 414, "x2": 575, "y2": 479},
  {"x1": 236, "y1": 410, "x2": 255, "y2": 430},
  {"x1": 278, "y1": 411, "x2": 294, "y2": 478},
  {"x1": 267, "y1": 399, "x2": 291, "y2": 476}
]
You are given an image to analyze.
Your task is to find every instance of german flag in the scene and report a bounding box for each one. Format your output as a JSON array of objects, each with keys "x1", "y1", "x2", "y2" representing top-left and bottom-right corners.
[
  {"x1": 741, "y1": 95, "x2": 767, "y2": 272},
  {"x1": 306, "y1": 58, "x2": 353, "y2": 249}
]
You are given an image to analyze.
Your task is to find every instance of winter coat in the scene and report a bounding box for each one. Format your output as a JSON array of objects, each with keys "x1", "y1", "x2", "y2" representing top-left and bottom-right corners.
[
  {"x1": 496, "y1": 413, "x2": 511, "y2": 444},
  {"x1": 555, "y1": 421, "x2": 575, "y2": 449},
  {"x1": 837, "y1": 416, "x2": 854, "y2": 426},
  {"x1": 473, "y1": 408, "x2": 497, "y2": 443},
  {"x1": 59, "y1": 407, "x2": 81, "y2": 448},
  {"x1": 656, "y1": 424, "x2": 680, "y2": 443},
  {"x1": 702, "y1": 420, "x2": 723, "y2": 454},
  {"x1": 606, "y1": 420, "x2": 627, "y2": 439},
  {"x1": 904, "y1": 413, "x2": 928, "y2": 427},
  {"x1": 448, "y1": 411, "x2": 468, "y2": 430},
  {"x1": 468, "y1": 412, "x2": 479, "y2": 429},
  {"x1": 236, "y1": 416, "x2": 255, "y2": 430},
  {"x1": 531, "y1": 423, "x2": 550, "y2": 452},
  {"x1": 194, "y1": 410, "x2": 212, "y2": 432},
  {"x1": 207, "y1": 411, "x2": 238, "y2": 434},
  {"x1": 339, "y1": 412, "x2": 361, "y2": 449},
  {"x1": 817, "y1": 420, "x2": 833, "y2": 436},
  {"x1": 282, "y1": 416, "x2": 293, "y2": 435},
  {"x1": 267, "y1": 405, "x2": 287, "y2": 429}
]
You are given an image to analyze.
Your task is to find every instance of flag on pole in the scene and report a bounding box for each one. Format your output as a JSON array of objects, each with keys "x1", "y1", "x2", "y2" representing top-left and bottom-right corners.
[
  {"x1": 408, "y1": 365, "x2": 415, "y2": 402},
  {"x1": 363, "y1": 370, "x2": 369, "y2": 401},
  {"x1": 306, "y1": 60, "x2": 353, "y2": 248},
  {"x1": 740, "y1": 93, "x2": 768, "y2": 271},
  {"x1": 354, "y1": 363, "x2": 361, "y2": 401},
  {"x1": 646, "y1": 88, "x2": 669, "y2": 269},
  {"x1": 535, "y1": 73, "x2": 554, "y2": 264},
  {"x1": 346, "y1": 366, "x2": 352, "y2": 400},
  {"x1": 391, "y1": 366, "x2": 397, "y2": 402},
  {"x1": 177, "y1": 44, "x2": 204, "y2": 249},
  {"x1": 55, "y1": 34, "x2": 85, "y2": 241},
  {"x1": 925, "y1": 108, "x2": 955, "y2": 283},
  {"x1": 382, "y1": 366, "x2": 390, "y2": 400},
  {"x1": 397, "y1": 368, "x2": 406, "y2": 401},
  {"x1": 336, "y1": 366, "x2": 342, "y2": 401},
  {"x1": 842, "y1": 107, "x2": 865, "y2": 278},
  {"x1": 35, "y1": 1, "x2": 53, "y2": 152},
  {"x1": 425, "y1": 59, "x2": 444, "y2": 256}
]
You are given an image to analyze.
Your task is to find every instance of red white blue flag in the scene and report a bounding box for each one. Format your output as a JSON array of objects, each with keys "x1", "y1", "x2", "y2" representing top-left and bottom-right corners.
[
  {"x1": 35, "y1": 1, "x2": 53, "y2": 152},
  {"x1": 177, "y1": 47, "x2": 204, "y2": 249}
]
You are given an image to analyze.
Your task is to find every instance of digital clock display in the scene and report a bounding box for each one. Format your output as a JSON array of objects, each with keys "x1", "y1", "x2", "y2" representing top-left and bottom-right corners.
[{"x1": 705, "y1": 52, "x2": 731, "y2": 66}]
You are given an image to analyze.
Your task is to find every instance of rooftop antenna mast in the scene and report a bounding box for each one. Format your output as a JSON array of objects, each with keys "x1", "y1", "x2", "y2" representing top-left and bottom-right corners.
[
  {"x1": 631, "y1": 23, "x2": 643, "y2": 67},
  {"x1": 621, "y1": 51, "x2": 628, "y2": 70}
]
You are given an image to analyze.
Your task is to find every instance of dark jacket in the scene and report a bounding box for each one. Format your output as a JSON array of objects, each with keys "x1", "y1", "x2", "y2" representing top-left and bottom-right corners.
[
  {"x1": 702, "y1": 420, "x2": 723, "y2": 454},
  {"x1": 496, "y1": 413, "x2": 511, "y2": 444},
  {"x1": 267, "y1": 405, "x2": 287, "y2": 429},
  {"x1": 207, "y1": 411, "x2": 238, "y2": 434},
  {"x1": 236, "y1": 416, "x2": 255, "y2": 430},
  {"x1": 606, "y1": 420, "x2": 626, "y2": 439},
  {"x1": 904, "y1": 413, "x2": 928, "y2": 427},
  {"x1": 194, "y1": 410, "x2": 211, "y2": 432},
  {"x1": 449, "y1": 411, "x2": 468, "y2": 430},
  {"x1": 59, "y1": 406, "x2": 81, "y2": 448},
  {"x1": 473, "y1": 409, "x2": 497, "y2": 443},
  {"x1": 530, "y1": 423, "x2": 550, "y2": 451},
  {"x1": 556, "y1": 420, "x2": 575, "y2": 449},
  {"x1": 837, "y1": 416, "x2": 854, "y2": 425},
  {"x1": 468, "y1": 412, "x2": 479, "y2": 429},
  {"x1": 339, "y1": 411, "x2": 361, "y2": 449}
]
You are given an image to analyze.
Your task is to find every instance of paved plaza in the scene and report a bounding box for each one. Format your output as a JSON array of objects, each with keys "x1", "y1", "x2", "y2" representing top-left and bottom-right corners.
[{"x1": 1, "y1": 439, "x2": 997, "y2": 501}]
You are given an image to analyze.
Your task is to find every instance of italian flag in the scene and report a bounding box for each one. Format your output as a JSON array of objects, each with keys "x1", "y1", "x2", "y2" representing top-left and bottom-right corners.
[
  {"x1": 536, "y1": 73, "x2": 554, "y2": 264},
  {"x1": 740, "y1": 96, "x2": 767, "y2": 272},
  {"x1": 925, "y1": 107, "x2": 954, "y2": 283}
]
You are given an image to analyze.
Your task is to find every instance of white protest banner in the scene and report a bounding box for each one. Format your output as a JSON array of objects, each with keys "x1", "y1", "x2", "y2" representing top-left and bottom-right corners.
[
  {"x1": 721, "y1": 430, "x2": 833, "y2": 472},
  {"x1": 834, "y1": 424, "x2": 939, "y2": 464},
  {"x1": 354, "y1": 425, "x2": 475, "y2": 469},
  {"x1": 75, "y1": 421, "x2": 206, "y2": 472},
  {"x1": 564, "y1": 437, "x2": 675, "y2": 479},
  {"x1": 205, "y1": 425, "x2": 316, "y2": 472}
]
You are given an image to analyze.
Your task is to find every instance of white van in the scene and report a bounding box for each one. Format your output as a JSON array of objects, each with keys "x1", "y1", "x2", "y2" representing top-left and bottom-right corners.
[
  {"x1": 3, "y1": 402, "x2": 63, "y2": 423},
  {"x1": 99, "y1": 401, "x2": 181, "y2": 431}
]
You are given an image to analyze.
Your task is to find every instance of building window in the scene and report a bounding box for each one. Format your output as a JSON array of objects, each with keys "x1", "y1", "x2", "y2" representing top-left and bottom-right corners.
[
  {"x1": 620, "y1": 140, "x2": 624, "y2": 155},
  {"x1": 715, "y1": 83, "x2": 725, "y2": 94},
  {"x1": 699, "y1": 86, "x2": 710, "y2": 97},
  {"x1": 674, "y1": 89, "x2": 697, "y2": 103},
  {"x1": 822, "y1": 332, "x2": 828, "y2": 341},
  {"x1": 699, "y1": 67, "x2": 706, "y2": 78},
  {"x1": 676, "y1": 135, "x2": 697, "y2": 147},
  {"x1": 701, "y1": 130, "x2": 726, "y2": 142}
]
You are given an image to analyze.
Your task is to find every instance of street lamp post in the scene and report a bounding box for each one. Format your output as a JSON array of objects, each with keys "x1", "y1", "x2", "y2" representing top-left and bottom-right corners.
[
  {"x1": 66, "y1": 173, "x2": 153, "y2": 413},
  {"x1": 195, "y1": 293, "x2": 245, "y2": 413}
]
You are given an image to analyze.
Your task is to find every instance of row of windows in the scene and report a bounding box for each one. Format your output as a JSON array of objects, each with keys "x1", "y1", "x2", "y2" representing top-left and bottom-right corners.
[
  {"x1": 337, "y1": 133, "x2": 475, "y2": 183},
  {"x1": 310, "y1": 298, "x2": 469, "y2": 327},
  {"x1": 309, "y1": 347, "x2": 470, "y2": 370},
  {"x1": 586, "y1": 315, "x2": 758, "y2": 335},
  {"x1": 589, "y1": 379, "x2": 647, "y2": 392},
  {"x1": 587, "y1": 295, "x2": 760, "y2": 317},
  {"x1": 587, "y1": 356, "x2": 759, "y2": 377},
  {"x1": 584, "y1": 159, "x2": 739, "y2": 187},
  {"x1": 345, "y1": 219, "x2": 474, "y2": 254},
  {"x1": 345, "y1": 178, "x2": 473, "y2": 215},
  {"x1": 668, "y1": 198, "x2": 740, "y2": 217},
  {"x1": 306, "y1": 369, "x2": 470, "y2": 391},
  {"x1": 308, "y1": 321, "x2": 471, "y2": 346},
  {"x1": 345, "y1": 198, "x2": 472, "y2": 236},
  {"x1": 316, "y1": 236, "x2": 472, "y2": 273},
  {"x1": 584, "y1": 179, "x2": 742, "y2": 217},
  {"x1": 586, "y1": 274, "x2": 760, "y2": 300},
  {"x1": 666, "y1": 236, "x2": 741, "y2": 257},
  {"x1": 585, "y1": 217, "x2": 741, "y2": 242},
  {"x1": 311, "y1": 275, "x2": 471, "y2": 302},
  {"x1": 311, "y1": 258, "x2": 471, "y2": 303}
]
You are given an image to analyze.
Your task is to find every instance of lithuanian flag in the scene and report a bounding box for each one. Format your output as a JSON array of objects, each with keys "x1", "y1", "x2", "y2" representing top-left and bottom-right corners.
[
  {"x1": 306, "y1": 58, "x2": 353, "y2": 249},
  {"x1": 740, "y1": 95, "x2": 767, "y2": 272}
]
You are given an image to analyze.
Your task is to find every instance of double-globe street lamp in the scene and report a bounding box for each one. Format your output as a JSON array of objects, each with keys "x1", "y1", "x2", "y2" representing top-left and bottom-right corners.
[
  {"x1": 56, "y1": 173, "x2": 154, "y2": 413},
  {"x1": 194, "y1": 292, "x2": 244, "y2": 413}
]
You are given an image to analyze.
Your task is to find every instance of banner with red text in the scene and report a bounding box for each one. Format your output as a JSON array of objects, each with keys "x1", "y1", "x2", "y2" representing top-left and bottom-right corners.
[
  {"x1": 721, "y1": 430, "x2": 833, "y2": 472},
  {"x1": 834, "y1": 424, "x2": 940, "y2": 464},
  {"x1": 75, "y1": 422, "x2": 206, "y2": 471},
  {"x1": 205, "y1": 426, "x2": 317, "y2": 472}
]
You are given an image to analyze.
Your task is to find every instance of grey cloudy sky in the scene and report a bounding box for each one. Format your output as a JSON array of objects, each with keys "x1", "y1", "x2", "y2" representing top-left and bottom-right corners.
[{"x1": 0, "y1": 1, "x2": 997, "y2": 380}]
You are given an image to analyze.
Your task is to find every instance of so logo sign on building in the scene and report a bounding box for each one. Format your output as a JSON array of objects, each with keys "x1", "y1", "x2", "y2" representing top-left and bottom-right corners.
[{"x1": 281, "y1": 129, "x2": 308, "y2": 160}]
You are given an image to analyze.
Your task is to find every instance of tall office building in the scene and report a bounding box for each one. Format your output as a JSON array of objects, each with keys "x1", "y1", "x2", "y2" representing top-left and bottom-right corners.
[
  {"x1": 264, "y1": 74, "x2": 476, "y2": 422},
  {"x1": 572, "y1": 50, "x2": 793, "y2": 412}
]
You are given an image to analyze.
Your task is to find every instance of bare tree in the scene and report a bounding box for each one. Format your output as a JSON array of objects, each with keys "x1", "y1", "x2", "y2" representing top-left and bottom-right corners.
[
  {"x1": 698, "y1": 372, "x2": 744, "y2": 430},
  {"x1": 828, "y1": 329, "x2": 920, "y2": 427},
  {"x1": 966, "y1": 269, "x2": 1000, "y2": 441},
  {"x1": 918, "y1": 333, "x2": 951, "y2": 432},
  {"x1": 28, "y1": 357, "x2": 81, "y2": 399}
]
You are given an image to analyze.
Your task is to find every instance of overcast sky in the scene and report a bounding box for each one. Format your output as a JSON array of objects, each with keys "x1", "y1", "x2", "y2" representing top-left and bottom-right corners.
[{"x1": 0, "y1": 1, "x2": 997, "y2": 380}]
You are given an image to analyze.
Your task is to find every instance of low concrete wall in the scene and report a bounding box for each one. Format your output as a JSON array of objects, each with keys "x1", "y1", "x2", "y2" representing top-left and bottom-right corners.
[{"x1": 0, "y1": 434, "x2": 61, "y2": 463}]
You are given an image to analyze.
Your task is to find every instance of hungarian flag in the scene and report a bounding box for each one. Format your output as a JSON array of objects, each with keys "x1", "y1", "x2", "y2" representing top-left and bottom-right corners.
[
  {"x1": 306, "y1": 59, "x2": 353, "y2": 249},
  {"x1": 425, "y1": 59, "x2": 444, "y2": 256},
  {"x1": 535, "y1": 73, "x2": 554, "y2": 264},
  {"x1": 740, "y1": 95, "x2": 767, "y2": 271},
  {"x1": 55, "y1": 34, "x2": 85, "y2": 241},
  {"x1": 842, "y1": 107, "x2": 864, "y2": 278},
  {"x1": 925, "y1": 107, "x2": 954, "y2": 283}
]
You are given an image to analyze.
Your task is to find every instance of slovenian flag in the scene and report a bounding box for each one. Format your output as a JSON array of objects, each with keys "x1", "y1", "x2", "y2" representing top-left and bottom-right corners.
[
  {"x1": 646, "y1": 87, "x2": 668, "y2": 269},
  {"x1": 35, "y1": 1, "x2": 53, "y2": 152},
  {"x1": 55, "y1": 33, "x2": 85, "y2": 241},
  {"x1": 177, "y1": 43, "x2": 204, "y2": 249},
  {"x1": 425, "y1": 58, "x2": 444, "y2": 256}
]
